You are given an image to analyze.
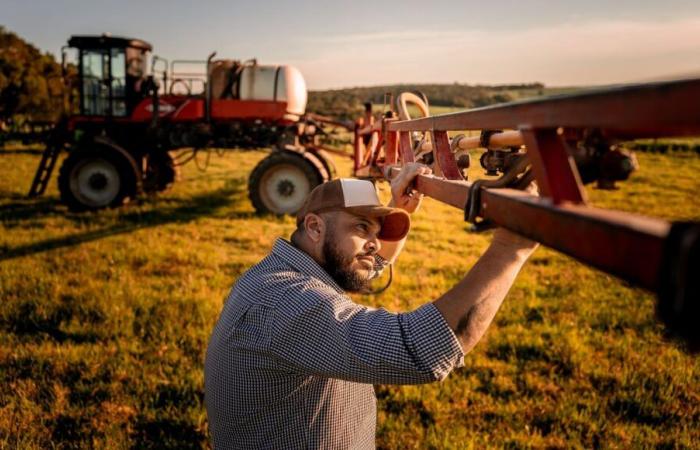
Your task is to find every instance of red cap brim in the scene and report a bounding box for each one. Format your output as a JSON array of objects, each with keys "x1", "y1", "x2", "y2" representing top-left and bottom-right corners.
[{"x1": 345, "y1": 206, "x2": 410, "y2": 241}]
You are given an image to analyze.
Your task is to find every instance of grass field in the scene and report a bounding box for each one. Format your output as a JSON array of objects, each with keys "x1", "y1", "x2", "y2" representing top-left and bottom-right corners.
[{"x1": 1, "y1": 145, "x2": 699, "y2": 449}]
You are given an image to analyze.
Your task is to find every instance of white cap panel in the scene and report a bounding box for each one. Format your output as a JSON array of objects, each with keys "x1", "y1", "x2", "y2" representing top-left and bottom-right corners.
[{"x1": 340, "y1": 179, "x2": 381, "y2": 207}]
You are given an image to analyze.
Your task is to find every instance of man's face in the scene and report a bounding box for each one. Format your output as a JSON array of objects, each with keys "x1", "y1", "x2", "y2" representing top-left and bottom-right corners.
[{"x1": 319, "y1": 211, "x2": 382, "y2": 293}]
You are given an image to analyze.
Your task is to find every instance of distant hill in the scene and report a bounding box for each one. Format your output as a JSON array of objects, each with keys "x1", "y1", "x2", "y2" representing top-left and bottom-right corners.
[{"x1": 306, "y1": 83, "x2": 580, "y2": 119}]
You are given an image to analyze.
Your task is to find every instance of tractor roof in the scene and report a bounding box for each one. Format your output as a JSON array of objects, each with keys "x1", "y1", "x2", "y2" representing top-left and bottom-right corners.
[{"x1": 68, "y1": 34, "x2": 152, "y2": 52}]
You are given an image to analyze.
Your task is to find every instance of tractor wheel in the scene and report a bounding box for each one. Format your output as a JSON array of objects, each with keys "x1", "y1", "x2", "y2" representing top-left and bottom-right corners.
[
  {"x1": 248, "y1": 151, "x2": 324, "y2": 215},
  {"x1": 143, "y1": 152, "x2": 178, "y2": 193},
  {"x1": 58, "y1": 147, "x2": 139, "y2": 212}
]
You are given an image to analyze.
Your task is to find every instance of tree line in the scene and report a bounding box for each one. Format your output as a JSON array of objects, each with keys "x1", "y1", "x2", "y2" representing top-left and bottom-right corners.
[
  {"x1": 306, "y1": 82, "x2": 546, "y2": 119},
  {"x1": 0, "y1": 26, "x2": 72, "y2": 127}
]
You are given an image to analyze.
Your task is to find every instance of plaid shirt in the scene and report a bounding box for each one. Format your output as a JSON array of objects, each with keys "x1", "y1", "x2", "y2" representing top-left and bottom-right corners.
[{"x1": 205, "y1": 239, "x2": 464, "y2": 449}]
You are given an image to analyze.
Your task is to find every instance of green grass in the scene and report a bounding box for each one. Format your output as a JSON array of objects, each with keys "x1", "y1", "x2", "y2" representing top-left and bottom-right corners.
[{"x1": 1, "y1": 146, "x2": 699, "y2": 449}]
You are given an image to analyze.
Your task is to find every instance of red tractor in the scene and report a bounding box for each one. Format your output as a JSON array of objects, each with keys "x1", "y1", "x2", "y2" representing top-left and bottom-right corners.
[{"x1": 29, "y1": 34, "x2": 338, "y2": 214}]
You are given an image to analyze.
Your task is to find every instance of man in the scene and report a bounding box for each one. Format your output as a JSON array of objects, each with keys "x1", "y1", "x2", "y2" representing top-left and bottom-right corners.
[{"x1": 205, "y1": 164, "x2": 538, "y2": 449}]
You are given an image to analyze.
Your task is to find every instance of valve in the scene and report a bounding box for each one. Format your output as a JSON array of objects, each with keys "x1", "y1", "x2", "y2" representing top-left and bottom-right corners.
[
  {"x1": 570, "y1": 133, "x2": 639, "y2": 189},
  {"x1": 479, "y1": 148, "x2": 525, "y2": 176}
]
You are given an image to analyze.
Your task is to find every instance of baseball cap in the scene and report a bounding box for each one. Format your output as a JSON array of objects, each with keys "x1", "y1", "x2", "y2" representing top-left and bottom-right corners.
[{"x1": 296, "y1": 179, "x2": 410, "y2": 241}]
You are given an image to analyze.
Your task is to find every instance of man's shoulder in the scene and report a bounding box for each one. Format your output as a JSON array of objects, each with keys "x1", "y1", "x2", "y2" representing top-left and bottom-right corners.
[{"x1": 234, "y1": 251, "x2": 340, "y2": 307}]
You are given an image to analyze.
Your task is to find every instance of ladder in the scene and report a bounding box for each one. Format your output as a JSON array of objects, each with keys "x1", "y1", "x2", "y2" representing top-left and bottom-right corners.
[{"x1": 28, "y1": 131, "x2": 65, "y2": 197}]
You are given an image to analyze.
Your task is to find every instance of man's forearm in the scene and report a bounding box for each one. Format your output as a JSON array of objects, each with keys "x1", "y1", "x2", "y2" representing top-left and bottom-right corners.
[{"x1": 433, "y1": 232, "x2": 537, "y2": 353}]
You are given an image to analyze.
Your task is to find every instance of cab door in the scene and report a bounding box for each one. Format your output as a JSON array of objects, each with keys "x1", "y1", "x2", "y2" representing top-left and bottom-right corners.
[{"x1": 79, "y1": 48, "x2": 127, "y2": 116}]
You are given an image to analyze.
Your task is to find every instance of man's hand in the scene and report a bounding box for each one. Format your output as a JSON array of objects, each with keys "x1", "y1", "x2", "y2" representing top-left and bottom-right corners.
[{"x1": 390, "y1": 163, "x2": 432, "y2": 213}]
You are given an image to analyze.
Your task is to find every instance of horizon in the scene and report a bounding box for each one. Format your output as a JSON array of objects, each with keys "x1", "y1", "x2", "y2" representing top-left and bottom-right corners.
[{"x1": 3, "y1": 0, "x2": 700, "y2": 90}]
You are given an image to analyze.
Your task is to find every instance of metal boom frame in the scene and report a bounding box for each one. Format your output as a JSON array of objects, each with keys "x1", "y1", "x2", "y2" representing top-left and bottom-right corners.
[{"x1": 353, "y1": 78, "x2": 700, "y2": 349}]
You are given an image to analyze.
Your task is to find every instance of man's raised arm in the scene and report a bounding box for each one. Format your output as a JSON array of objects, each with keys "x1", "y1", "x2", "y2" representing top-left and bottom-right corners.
[
  {"x1": 390, "y1": 162, "x2": 539, "y2": 353},
  {"x1": 433, "y1": 229, "x2": 538, "y2": 352}
]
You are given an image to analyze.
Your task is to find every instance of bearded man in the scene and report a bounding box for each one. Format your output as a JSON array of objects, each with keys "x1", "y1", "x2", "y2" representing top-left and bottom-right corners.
[{"x1": 205, "y1": 164, "x2": 538, "y2": 449}]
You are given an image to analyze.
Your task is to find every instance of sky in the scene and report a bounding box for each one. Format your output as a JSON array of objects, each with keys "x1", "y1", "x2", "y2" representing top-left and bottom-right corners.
[{"x1": 3, "y1": 0, "x2": 700, "y2": 89}]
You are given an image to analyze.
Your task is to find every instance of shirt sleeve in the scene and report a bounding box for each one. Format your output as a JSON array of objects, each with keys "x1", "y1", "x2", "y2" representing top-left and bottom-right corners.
[{"x1": 268, "y1": 284, "x2": 464, "y2": 385}]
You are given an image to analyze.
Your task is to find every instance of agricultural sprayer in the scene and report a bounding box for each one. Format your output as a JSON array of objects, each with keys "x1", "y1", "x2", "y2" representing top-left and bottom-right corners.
[{"x1": 26, "y1": 34, "x2": 342, "y2": 213}]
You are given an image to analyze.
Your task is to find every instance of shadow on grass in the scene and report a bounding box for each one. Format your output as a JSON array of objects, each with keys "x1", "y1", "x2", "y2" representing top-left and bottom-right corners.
[
  {"x1": 0, "y1": 196, "x2": 64, "y2": 224},
  {"x1": 375, "y1": 386, "x2": 435, "y2": 428},
  {"x1": 0, "y1": 177, "x2": 250, "y2": 262},
  {"x1": 4, "y1": 295, "x2": 108, "y2": 344},
  {"x1": 0, "y1": 147, "x2": 44, "y2": 155},
  {"x1": 131, "y1": 417, "x2": 206, "y2": 450}
]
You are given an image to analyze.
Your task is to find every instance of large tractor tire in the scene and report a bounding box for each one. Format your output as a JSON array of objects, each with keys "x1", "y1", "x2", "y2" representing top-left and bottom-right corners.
[
  {"x1": 58, "y1": 144, "x2": 139, "y2": 212},
  {"x1": 248, "y1": 151, "x2": 326, "y2": 215},
  {"x1": 143, "y1": 151, "x2": 178, "y2": 193}
]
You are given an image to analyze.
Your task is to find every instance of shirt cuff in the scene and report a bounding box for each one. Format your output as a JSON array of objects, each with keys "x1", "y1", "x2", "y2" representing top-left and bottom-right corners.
[{"x1": 401, "y1": 303, "x2": 465, "y2": 379}]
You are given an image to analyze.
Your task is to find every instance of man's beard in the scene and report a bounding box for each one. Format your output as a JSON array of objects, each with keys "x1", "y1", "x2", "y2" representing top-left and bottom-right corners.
[{"x1": 321, "y1": 232, "x2": 373, "y2": 293}]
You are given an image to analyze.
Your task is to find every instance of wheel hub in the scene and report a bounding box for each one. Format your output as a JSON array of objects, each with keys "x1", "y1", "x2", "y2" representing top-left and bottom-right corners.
[
  {"x1": 69, "y1": 158, "x2": 121, "y2": 208},
  {"x1": 277, "y1": 179, "x2": 295, "y2": 197},
  {"x1": 259, "y1": 163, "x2": 312, "y2": 214},
  {"x1": 88, "y1": 172, "x2": 108, "y2": 191}
]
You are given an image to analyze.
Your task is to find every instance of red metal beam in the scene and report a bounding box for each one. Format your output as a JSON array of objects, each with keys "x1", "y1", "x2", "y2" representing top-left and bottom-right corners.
[
  {"x1": 398, "y1": 131, "x2": 415, "y2": 163},
  {"x1": 385, "y1": 168, "x2": 667, "y2": 291},
  {"x1": 431, "y1": 130, "x2": 464, "y2": 180},
  {"x1": 385, "y1": 127, "x2": 399, "y2": 165},
  {"x1": 482, "y1": 189, "x2": 667, "y2": 291},
  {"x1": 387, "y1": 78, "x2": 700, "y2": 136},
  {"x1": 520, "y1": 128, "x2": 587, "y2": 204},
  {"x1": 353, "y1": 126, "x2": 362, "y2": 171}
]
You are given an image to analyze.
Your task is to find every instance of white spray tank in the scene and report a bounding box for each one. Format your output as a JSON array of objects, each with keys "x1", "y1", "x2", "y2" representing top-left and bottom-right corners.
[{"x1": 210, "y1": 60, "x2": 308, "y2": 120}]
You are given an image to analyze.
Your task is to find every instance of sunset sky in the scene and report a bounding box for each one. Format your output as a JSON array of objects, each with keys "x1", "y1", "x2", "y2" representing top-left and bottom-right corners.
[{"x1": 4, "y1": 0, "x2": 700, "y2": 89}]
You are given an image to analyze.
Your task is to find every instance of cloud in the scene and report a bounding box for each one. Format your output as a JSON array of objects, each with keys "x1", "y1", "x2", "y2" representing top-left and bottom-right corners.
[
  {"x1": 303, "y1": 30, "x2": 467, "y2": 45},
  {"x1": 291, "y1": 17, "x2": 700, "y2": 89}
]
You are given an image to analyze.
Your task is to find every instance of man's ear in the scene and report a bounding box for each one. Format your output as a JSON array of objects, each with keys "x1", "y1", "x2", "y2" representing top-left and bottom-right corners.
[{"x1": 304, "y1": 213, "x2": 325, "y2": 243}]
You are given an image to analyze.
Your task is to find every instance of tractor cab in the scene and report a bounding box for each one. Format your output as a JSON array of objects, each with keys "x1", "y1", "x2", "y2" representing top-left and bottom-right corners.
[{"x1": 68, "y1": 34, "x2": 152, "y2": 117}]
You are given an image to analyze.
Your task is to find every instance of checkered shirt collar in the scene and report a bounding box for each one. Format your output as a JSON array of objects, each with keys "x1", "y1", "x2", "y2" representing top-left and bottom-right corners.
[{"x1": 272, "y1": 238, "x2": 344, "y2": 294}]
